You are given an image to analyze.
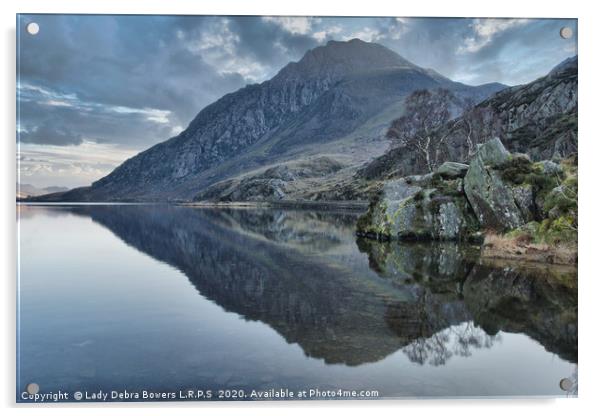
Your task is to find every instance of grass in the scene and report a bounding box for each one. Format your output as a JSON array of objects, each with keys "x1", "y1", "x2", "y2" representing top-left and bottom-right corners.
[{"x1": 482, "y1": 231, "x2": 577, "y2": 265}]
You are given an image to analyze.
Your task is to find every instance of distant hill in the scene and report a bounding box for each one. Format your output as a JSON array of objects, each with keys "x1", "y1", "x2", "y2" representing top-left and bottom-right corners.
[{"x1": 17, "y1": 183, "x2": 69, "y2": 199}]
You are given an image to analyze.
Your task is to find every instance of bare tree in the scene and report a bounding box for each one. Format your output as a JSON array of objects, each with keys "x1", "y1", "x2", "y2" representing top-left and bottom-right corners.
[
  {"x1": 387, "y1": 89, "x2": 457, "y2": 172},
  {"x1": 460, "y1": 103, "x2": 487, "y2": 159},
  {"x1": 458, "y1": 101, "x2": 506, "y2": 161},
  {"x1": 387, "y1": 89, "x2": 512, "y2": 171}
]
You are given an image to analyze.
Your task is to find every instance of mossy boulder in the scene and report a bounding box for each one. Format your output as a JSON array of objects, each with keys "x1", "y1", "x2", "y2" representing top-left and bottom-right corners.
[
  {"x1": 357, "y1": 174, "x2": 479, "y2": 241},
  {"x1": 464, "y1": 138, "x2": 527, "y2": 231}
]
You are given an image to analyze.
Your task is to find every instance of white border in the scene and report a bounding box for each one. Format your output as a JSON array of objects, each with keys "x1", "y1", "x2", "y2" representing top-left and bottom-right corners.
[{"x1": 3, "y1": 1, "x2": 601, "y2": 415}]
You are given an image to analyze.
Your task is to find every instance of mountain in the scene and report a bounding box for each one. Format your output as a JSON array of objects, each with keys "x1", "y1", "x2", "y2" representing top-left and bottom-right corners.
[
  {"x1": 360, "y1": 56, "x2": 577, "y2": 180},
  {"x1": 17, "y1": 183, "x2": 69, "y2": 199},
  {"x1": 32, "y1": 39, "x2": 506, "y2": 202}
]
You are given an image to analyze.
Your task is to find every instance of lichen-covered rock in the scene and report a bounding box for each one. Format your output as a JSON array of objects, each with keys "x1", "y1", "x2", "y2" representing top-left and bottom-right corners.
[
  {"x1": 475, "y1": 137, "x2": 511, "y2": 165},
  {"x1": 436, "y1": 162, "x2": 469, "y2": 179},
  {"x1": 436, "y1": 201, "x2": 465, "y2": 239},
  {"x1": 357, "y1": 175, "x2": 479, "y2": 241},
  {"x1": 511, "y1": 184, "x2": 535, "y2": 223},
  {"x1": 382, "y1": 178, "x2": 422, "y2": 202},
  {"x1": 464, "y1": 138, "x2": 527, "y2": 231}
]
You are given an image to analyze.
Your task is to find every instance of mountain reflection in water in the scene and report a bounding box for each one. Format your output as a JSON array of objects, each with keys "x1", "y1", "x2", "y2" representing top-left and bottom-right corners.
[{"x1": 17, "y1": 205, "x2": 577, "y2": 398}]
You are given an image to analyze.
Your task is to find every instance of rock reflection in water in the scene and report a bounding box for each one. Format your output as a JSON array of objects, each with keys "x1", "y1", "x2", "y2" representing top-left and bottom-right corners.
[{"x1": 357, "y1": 239, "x2": 577, "y2": 364}]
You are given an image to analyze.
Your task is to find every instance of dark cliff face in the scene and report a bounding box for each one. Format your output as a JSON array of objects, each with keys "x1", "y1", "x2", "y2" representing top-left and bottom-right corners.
[
  {"x1": 361, "y1": 56, "x2": 578, "y2": 180},
  {"x1": 41, "y1": 39, "x2": 505, "y2": 202}
]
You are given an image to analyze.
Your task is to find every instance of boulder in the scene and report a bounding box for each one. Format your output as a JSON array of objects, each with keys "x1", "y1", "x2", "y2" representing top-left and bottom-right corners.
[
  {"x1": 356, "y1": 175, "x2": 479, "y2": 241},
  {"x1": 464, "y1": 138, "x2": 526, "y2": 231},
  {"x1": 475, "y1": 137, "x2": 511, "y2": 165},
  {"x1": 511, "y1": 184, "x2": 535, "y2": 223},
  {"x1": 436, "y1": 162, "x2": 469, "y2": 179}
]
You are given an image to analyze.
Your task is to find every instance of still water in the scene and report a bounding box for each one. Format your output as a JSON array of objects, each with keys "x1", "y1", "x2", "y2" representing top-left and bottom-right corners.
[{"x1": 17, "y1": 205, "x2": 577, "y2": 400}]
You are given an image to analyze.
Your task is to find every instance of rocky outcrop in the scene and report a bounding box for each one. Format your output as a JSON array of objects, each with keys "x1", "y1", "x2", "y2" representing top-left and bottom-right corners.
[
  {"x1": 357, "y1": 138, "x2": 577, "y2": 246},
  {"x1": 463, "y1": 138, "x2": 526, "y2": 230},
  {"x1": 360, "y1": 56, "x2": 577, "y2": 181},
  {"x1": 356, "y1": 169, "x2": 480, "y2": 242}
]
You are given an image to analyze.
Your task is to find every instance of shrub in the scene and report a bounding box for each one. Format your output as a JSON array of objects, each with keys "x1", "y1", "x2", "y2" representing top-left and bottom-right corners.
[{"x1": 496, "y1": 156, "x2": 532, "y2": 184}]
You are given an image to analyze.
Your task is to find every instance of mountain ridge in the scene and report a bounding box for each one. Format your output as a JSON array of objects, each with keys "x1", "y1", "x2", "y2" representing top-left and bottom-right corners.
[{"x1": 29, "y1": 39, "x2": 508, "y2": 202}]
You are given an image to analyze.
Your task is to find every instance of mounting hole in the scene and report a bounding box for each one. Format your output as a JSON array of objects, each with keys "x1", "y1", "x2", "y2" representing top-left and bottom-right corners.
[
  {"x1": 26, "y1": 22, "x2": 39, "y2": 35},
  {"x1": 559, "y1": 27, "x2": 573, "y2": 39},
  {"x1": 559, "y1": 377, "x2": 573, "y2": 391},
  {"x1": 26, "y1": 383, "x2": 40, "y2": 394}
]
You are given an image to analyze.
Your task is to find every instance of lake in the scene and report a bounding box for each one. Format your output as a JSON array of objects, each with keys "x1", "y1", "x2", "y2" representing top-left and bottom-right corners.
[{"x1": 16, "y1": 204, "x2": 577, "y2": 401}]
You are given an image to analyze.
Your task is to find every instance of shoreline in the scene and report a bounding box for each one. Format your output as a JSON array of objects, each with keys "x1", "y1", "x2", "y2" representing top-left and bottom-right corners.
[
  {"x1": 182, "y1": 199, "x2": 370, "y2": 212},
  {"x1": 18, "y1": 201, "x2": 578, "y2": 266},
  {"x1": 18, "y1": 199, "x2": 371, "y2": 213}
]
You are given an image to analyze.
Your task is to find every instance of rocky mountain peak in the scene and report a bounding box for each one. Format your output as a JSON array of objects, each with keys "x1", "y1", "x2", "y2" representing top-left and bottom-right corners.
[{"x1": 274, "y1": 38, "x2": 416, "y2": 82}]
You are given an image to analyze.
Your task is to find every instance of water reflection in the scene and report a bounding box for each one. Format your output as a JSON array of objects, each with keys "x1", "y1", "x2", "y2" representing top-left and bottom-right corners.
[
  {"x1": 357, "y1": 238, "x2": 577, "y2": 364},
  {"x1": 17, "y1": 205, "x2": 577, "y2": 398},
  {"x1": 401, "y1": 322, "x2": 501, "y2": 366},
  {"x1": 62, "y1": 205, "x2": 577, "y2": 365},
  {"x1": 64, "y1": 205, "x2": 415, "y2": 366}
]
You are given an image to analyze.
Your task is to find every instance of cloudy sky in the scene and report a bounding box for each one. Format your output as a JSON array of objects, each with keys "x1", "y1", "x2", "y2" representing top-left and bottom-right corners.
[{"x1": 17, "y1": 15, "x2": 577, "y2": 188}]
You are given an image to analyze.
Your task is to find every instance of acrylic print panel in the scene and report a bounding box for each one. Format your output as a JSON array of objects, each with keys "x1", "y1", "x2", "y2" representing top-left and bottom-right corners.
[{"x1": 16, "y1": 15, "x2": 578, "y2": 402}]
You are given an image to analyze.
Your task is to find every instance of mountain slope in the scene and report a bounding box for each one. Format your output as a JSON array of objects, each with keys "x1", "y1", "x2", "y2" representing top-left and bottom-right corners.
[
  {"x1": 32, "y1": 39, "x2": 505, "y2": 202},
  {"x1": 361, "y1": 56, "x2": 577, "y2": 180}
]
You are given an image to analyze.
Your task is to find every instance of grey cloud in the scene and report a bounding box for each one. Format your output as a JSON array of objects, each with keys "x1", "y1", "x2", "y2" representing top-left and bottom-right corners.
[
  {"x1": 17, "y1": 14, "x2": 577, "y2": 153},
  {"x1": 19, "y1": 15, "x2": 248, "y2": 137},
  {"x1": 20, "y1": 120, "x2": 83, "y2": 146},
  {"x1": 18, "y1": 94, "x2": 178, "y2": 148}
]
